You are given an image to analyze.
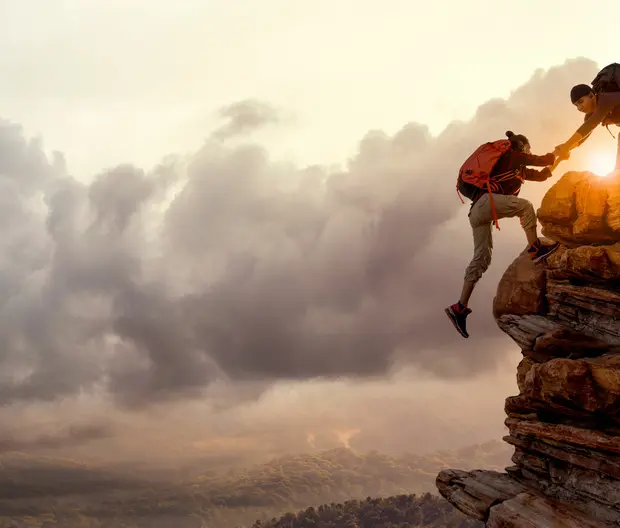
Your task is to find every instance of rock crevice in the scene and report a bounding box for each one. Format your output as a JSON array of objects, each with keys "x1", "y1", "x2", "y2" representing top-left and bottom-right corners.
[{"x1": 437, "y1": 171, "x2": 620, "y2": 527}]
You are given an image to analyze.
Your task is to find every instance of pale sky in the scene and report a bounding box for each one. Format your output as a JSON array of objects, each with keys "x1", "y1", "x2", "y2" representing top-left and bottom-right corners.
[{"x1": 1, "y1": 0, "x2": 618, "y2": 177}]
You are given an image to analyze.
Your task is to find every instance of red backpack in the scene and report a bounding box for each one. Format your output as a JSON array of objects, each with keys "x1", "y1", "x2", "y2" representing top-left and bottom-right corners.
[{"x1": 456, "y1": 139, "x2": 513, "y2": 230}]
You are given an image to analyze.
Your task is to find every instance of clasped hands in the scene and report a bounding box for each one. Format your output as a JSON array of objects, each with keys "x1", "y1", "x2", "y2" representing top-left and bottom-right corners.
[
  {"x1": 553, "y1": 144, "x2": 571, "y2": 162},
  {"x1": 546, "y1": 144, "x2": 570, "y2": 173}
]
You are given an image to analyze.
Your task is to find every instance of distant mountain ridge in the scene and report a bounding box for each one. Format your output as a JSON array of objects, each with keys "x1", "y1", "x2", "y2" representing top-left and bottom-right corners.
[{"x1": 0, "y1": 439, "x2": 511, "y2": 527}]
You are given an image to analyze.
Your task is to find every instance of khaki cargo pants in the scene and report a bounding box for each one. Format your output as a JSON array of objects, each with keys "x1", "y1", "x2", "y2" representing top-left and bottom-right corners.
[{"x1": 464, "y1": 193, "x2": 536, "y2": 283}]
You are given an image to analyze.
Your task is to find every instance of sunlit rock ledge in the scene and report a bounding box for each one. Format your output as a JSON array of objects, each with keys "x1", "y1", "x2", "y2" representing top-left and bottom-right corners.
[{"x1": 436, "y1": 171, "x2": 620, "y2": 527}]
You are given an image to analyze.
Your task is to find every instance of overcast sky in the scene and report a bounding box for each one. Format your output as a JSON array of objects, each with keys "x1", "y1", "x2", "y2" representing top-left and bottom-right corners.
[{"x1": 0, "y1": 1, "x2": 616, "y2": 463}]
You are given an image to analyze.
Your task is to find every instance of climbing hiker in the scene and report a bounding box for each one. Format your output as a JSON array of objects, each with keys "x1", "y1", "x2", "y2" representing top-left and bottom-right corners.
[
  {"x1": 445, "y1": 131, "x2": 560, "y2": 339},
  {"x1": 554, "y1": 63, "x2": 620, "y2": 172}
]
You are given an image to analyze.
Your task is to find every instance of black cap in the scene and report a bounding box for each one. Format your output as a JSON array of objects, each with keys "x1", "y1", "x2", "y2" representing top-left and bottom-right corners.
[{"x1": 570, "y1": 84, "x2": 593, "y2": 104}]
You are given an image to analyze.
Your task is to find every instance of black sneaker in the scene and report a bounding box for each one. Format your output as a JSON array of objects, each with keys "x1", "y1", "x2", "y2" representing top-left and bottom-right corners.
[
  {"x1": 445, "y1": 302, "x2": 472, "y2": 338},
  {"x1": 528, "y1": 240, "x2": 560, "y2": 263}
]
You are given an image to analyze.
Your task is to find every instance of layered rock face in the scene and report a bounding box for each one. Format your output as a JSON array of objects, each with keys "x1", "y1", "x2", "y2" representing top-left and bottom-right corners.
[{"x1": 437, "y1": 171, "x2": 620, "y2": 527}]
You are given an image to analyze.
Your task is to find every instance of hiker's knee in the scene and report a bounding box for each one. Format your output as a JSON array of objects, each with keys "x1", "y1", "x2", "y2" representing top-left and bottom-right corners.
[
  {"x1": 464, "y1": 254, "x2": 491, "y2": 283},
  {"x1": 518, "y1": 200, "x2": 536, "y2": 230}
]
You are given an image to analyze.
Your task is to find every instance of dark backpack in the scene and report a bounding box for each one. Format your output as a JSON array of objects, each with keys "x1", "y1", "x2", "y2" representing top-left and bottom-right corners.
[
  {"x1": 592, "y1": 63, "x2": 620, "y2": 94},
  {"x1": 591, "y1": 64, "x2": 620, "y2": 137}
]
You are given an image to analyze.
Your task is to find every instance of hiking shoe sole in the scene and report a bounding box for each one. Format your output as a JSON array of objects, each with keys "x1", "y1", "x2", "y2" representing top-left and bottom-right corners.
[{"x1": 445, "y1": 307, "x2": 469, "y2": 338}]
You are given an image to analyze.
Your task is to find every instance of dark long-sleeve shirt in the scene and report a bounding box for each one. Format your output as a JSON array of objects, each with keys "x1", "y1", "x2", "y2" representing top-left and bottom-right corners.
[
  {"x1": 471, "y1": 150, "x2": 555, "y2": 202},
  {"x1": 577, "y1": 91, "x2": 620, "y2": 137}
]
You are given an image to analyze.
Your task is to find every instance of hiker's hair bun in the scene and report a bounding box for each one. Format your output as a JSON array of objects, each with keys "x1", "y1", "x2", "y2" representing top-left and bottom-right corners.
[{"x1": 506, "y1": 131, "x2": 514, "y2": 138}]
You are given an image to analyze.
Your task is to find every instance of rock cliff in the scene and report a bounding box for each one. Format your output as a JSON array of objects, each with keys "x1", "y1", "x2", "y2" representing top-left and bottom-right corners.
[{"x1": 437, "y1": 171, "x2": 620, "y2": 527}]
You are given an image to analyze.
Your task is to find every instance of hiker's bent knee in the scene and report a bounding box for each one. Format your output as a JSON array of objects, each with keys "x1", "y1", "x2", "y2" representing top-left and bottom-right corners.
[
  {"x1": 519, "y1": 200, "x2": 536, "y2": 230},
  {"x1": 464, "y1": 255, "x2": 491, "y2": 283}
]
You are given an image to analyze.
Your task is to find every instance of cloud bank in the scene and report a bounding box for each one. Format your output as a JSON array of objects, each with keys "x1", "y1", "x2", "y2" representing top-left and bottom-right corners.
[{"x1": 0, "y1": 58, "x2": 605, "y2": 410}]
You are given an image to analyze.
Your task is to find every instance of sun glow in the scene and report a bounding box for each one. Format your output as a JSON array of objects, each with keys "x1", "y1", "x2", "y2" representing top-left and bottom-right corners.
[{"x1": 588, "y1": 150, "x2": 617, "y2": 177}]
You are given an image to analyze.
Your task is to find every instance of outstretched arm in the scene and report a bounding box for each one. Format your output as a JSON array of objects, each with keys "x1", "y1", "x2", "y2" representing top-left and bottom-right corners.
[
  {"x1": 548, "y1": 156, "x2": 562, "y2": 172},
  {"x1": 523, "y1": 167, "x2": 553, "y2": 182},
  {"x1": 512, "y1": 151, "x2": 555, "y2": 167},
  {"x1": 556, "y1": 92, "x2": 620, "y2": 156},
  {"x1": 556, "y1": 131, "x2": 588, "y2": 156},
  {"x1": 550, "y1": 132, "x2": 591, "y2": 170},
  {"x1": 575, "y1": 131, "x2": 592, "y2": 146}
]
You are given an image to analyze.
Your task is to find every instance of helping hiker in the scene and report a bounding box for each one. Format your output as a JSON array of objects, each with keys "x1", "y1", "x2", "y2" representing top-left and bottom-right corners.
[
  {"x1": 445, "y1": 131, "x2": 560, "y2": 339},
  {"x1": 554, "y1": 63, "x2": 620, "y2": 172}
]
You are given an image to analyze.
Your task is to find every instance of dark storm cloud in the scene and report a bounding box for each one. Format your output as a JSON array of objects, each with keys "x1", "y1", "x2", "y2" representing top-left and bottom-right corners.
[{"x1": 0, "y1": 58, "x2": 604, "y2": 408}]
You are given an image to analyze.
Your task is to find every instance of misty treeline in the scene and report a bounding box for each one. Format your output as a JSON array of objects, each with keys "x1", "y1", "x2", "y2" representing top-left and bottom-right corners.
[
  {"x1": 0, "y1": 441, "x2": 509, "y2": 527},
  {"x1": 253, "y1": 494, "x2": 483, "y2": 528}
]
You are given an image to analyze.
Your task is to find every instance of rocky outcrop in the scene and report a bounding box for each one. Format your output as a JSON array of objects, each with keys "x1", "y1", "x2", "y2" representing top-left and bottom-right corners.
[
  {"x1": 437, "y1": 171, "x2": 620, "y2": 527},
  {"x1": 538, "y1": 170, "x2": 620, "y2": 246},
  {"x1": 437, "y1": 469, "x2": 610, "y2": 527}
]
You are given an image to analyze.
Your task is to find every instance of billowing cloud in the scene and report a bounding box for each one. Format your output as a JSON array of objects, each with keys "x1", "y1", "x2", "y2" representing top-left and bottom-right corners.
[
  {"x1": 0, "y1": 58, "x2": 608, "y2": 409},
  {"x1": 211, "y1": 99, "x2": 283, "y2": 140}
]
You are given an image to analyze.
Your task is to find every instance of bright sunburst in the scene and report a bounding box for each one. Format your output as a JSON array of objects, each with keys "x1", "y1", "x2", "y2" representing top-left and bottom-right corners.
[{"x1": 588, "y1": 150, "x2": 617, "y2": 177}]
